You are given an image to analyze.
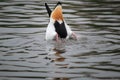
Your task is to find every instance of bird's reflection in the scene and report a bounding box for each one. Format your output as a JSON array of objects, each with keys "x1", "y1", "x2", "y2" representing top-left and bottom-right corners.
[
  {"x1": 46, "y1": 40, "x2": 66, "y2": 62},
  {"x1": 46, "y1": 41, "x2": 70, "y2": 80},
  {"x1": 52, "y1": 51, "x2": 65, "y2": 62},
  {"x1": 53, "y1": 77, "x2": 69, "y2": 80}
]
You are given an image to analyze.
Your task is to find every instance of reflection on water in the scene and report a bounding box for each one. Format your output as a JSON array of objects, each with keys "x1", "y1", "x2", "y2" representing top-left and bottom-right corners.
[{"x1": 0, "y1": 0, "x2": 120, "y2": 80}]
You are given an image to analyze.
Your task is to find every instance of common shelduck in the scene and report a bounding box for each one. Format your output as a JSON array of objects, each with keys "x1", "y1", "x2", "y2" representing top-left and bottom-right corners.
[{"x1": 45, "y1": 2, "x2": 77, "y2": 42}]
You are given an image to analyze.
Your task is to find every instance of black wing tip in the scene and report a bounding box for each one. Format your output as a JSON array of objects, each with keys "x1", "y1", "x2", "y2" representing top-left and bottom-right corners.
[
  {"x1": 45, "y1": 3, "x2": 47, "y2": 6},
  {"x1": 57, "y1": 1, "x2": 62, "y2": 5},
  {"x1": 45, "y1": 2, "x2": 62, "y2": 17},
  {"x1": 45, "y1": 2, "x2": 52, "y2": 17}
]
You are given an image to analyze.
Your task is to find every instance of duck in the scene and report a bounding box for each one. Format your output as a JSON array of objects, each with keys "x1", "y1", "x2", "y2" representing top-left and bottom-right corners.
[{"x1": 45, "y1": 2, "x2": 77, "y2": 42}]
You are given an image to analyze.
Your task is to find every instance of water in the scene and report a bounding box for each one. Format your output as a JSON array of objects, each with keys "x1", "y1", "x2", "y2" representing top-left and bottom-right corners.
[{"x1": 0, "y1": 0, "x2": 120, "y2": 80}]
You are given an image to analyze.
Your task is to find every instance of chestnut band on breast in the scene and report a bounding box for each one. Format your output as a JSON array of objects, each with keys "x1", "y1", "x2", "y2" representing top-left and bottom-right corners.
[{"x1": 51, "y1": 6, "x2": 64, "y2": 21}]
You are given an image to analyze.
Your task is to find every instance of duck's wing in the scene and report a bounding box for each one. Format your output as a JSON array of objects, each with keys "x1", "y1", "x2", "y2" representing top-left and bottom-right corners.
[{"x1": 45, "y1": 3, "x2": 52, "y2": 17}]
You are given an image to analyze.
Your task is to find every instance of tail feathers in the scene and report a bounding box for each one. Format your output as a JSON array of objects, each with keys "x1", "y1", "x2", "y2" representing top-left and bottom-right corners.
[{"x1": 45, "y1": 3, "x2": 52, "y2": 17}]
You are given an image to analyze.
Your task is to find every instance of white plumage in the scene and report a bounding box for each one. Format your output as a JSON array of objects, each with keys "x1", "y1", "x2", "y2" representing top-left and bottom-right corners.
[{"x1": 45, "y1": 2, "x2": 77, "y2": 41}]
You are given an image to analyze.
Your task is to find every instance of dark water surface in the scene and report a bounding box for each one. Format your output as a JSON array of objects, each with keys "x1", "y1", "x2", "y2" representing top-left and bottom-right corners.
[{"x1": 0, "y1": 0, "x2": 120, "y2": 80}]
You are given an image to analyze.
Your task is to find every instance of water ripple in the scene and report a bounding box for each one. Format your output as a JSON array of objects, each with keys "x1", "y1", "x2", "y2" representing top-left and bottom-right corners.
[{"x1": 0, "y1": 0, "x2": 120, "y2": 80}]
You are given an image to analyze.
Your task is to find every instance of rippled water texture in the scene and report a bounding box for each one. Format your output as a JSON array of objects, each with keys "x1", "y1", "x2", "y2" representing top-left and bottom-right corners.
[{"x1": 0, "y1": 0, "x2": 120, "y2": 80}]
